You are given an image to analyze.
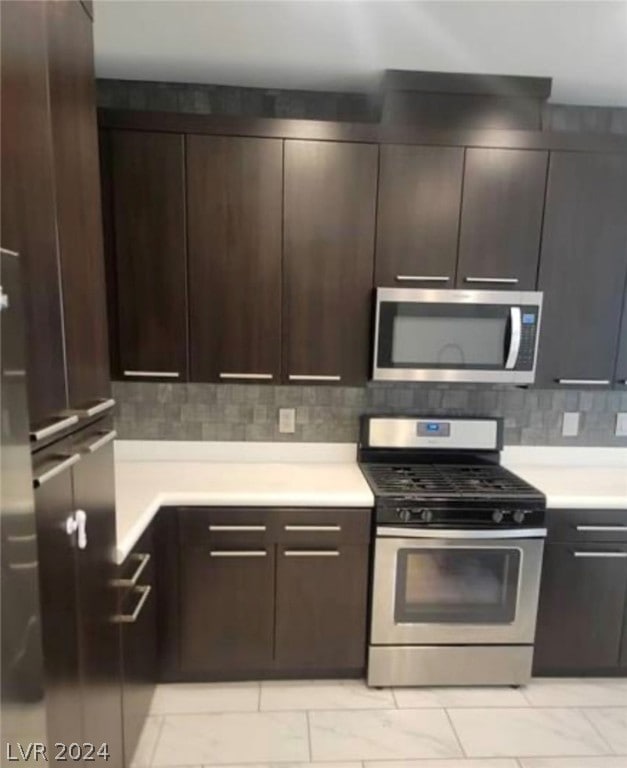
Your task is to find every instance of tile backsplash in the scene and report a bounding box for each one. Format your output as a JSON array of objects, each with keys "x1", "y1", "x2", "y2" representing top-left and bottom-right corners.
[{"x1": 112, "y1": 381, "x2": 627, "y2": 446}]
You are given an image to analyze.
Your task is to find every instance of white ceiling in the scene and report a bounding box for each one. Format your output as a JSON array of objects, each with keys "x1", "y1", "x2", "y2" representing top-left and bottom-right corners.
[{"x1": 94, "y1": 1, "x2": 627, "y2": 107}]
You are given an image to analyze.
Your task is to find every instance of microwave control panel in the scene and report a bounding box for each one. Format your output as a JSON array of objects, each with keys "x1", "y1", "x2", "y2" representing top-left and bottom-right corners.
[{"x1": 513, "y1": 306, "x2": 540, "y2": 371}]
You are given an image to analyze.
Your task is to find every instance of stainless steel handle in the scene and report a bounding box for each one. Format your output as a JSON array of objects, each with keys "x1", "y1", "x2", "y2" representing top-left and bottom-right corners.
[
  {"x1": 284, "y1": 550, "x2": 340, "y2": 557},
  {"x1": 505, "y1": 306, "x2": 522, "y2": 370},
  {"x1": 30, "y1": 415, "x2": 79, "y2": 442},
  {"x1": 464, "y1": 277, "x2": 519, "y2": 284},
  {"x1": 219, "y1": 373, "x2": 273, "y2": 381},
  {"x1": 6, "y1": 533, "x2": 36, "y2": 544},
  {"x1": 395, "y1": 275, "x2": 450, "y2": 283},
  {"x1": 209, "y1": 550, "x2": 267, "y2": 557},
  {"x1": 209, "y1": 525, "x2": 267, "y2": 532},
  {"x1": 557, "y1": 379, "x2": 610, "y2": 385},
  {"x1": 123, "y1": 370, "x2": 180, "y2": 378},
  {"x1": 112, "y1": 553, "x2": 151, "y2": 588},
  {"x1": 79, "y1": 429, "x2": 117, "y2": 454},
  {"x1": 33, "y1": 453, "x2": 80, "y2": 488},
  {"x1": 576, "y1": 525, "x2": 627, "y2": 532},
  {"x1": 289, "y1": 375, "x2": 342, "y2": 382},
  {"x1": 71, "y1": 398, "x2": 116, "y2": 418},
  {"x1": 573, "y1": 551, "x2": 627, "y2": 559},
  {"x1": 113, "y1": 585, "x2": 152, "y2": 623},
  {"x1": 8, "y1": 561, "x2": 38, "y2": 571},
  {"x1": 284, "y1": 525, "x2": 341, "y2": 532},
  {"x1": 377, "y1": 526, "x2": 548, "y2": 540}
]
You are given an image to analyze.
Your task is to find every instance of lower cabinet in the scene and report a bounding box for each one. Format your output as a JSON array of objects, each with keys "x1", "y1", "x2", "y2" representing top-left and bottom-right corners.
[
  {"x1": 177, "y1": 507, "x2": 372, "y2": 679},
  {"x1": 533, "y1": 508, "x2": 627, "y2": 675},
  {"x1": 116, "y1": 528, "x2": 157, "y2": 767}
]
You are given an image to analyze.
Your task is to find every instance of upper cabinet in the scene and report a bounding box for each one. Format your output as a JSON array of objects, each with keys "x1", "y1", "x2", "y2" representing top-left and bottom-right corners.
[
  {"x1": 375, "y1": 145, "x2": 464, "y2": 287},
  {"x1": 283, "y1": 140, "x2": 378, "y2": 385},
  {"x1": 46, "y1": 1, "x2": 111, "y2": 408},
  {"x1": 107, "y1": 130, "x2": 188, "y2": 381},
  {"x1": 187, "y1": 136, "x2": 282, "y2": 383},
  {"x1": 456, "y1": 148, "x2": 548, "y2": 290},
  {"x1": 536, "y1": 151, "x2": 627, "y2": 387}
]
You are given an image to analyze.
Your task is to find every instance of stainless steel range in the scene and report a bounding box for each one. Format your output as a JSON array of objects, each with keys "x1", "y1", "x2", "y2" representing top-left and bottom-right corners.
[{"x1": 359, "y1": 415, "x2": 547, "y2": 687}]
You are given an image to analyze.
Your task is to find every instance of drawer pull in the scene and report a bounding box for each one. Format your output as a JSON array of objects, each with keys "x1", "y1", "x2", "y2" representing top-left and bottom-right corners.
[
  {"x1": 79, "y1": 429, "x2": 117, "y2": 455},
  {"x1": 123, "y1": 370, "x2": 180, "y2": 378},
  {"x1": 112, "y1": 553, "x2": 150, "y2": 588},
  {"x1": 573, "y1": 551, "x2": 627, "y2": 559},
  {"x1": 113, "y1": 585, "x2": 152, "y2": 623},
  {"x1": 395, "y1": 275, "x2": 449, "y2": 283},
  {"x1": 575, "y1": 525, "x2": 627, "y2": 532},
  {"x1": 289, "y1": 375, "x2": 341, "y2": 382},
  {"x1": 284, "y1": 550, "x2": 340, "y2": 557},
  {"x1": 6, "y1": 533, "x2": 37, "y2": 544},
  {"x1": 8, "y1": 560, "x2": 38, "y2": 571},
  {"x1": 209, "y1": 525, "x2": 267, "y2": 532},
  {"x1": 464, "y1": 276, "x2": 519, "y2": 285},
  {"x1": 33, "y1": 454, "x2": 80, "y2": 488},
  {"x1": 71, "y1": 398, "x2": 116, "y2": 418},
  {"x1": 210, "y1": 550, "x2": 267, "y2": 557},
  {"x1": 30, "y1": 415, "x2": 79, "y2": 442},
  {"x1": 556, "y1": 379, "x2": 610, "y2": 386},
  {"x1": 284, "y1": 525, "x2": 341, "y2": 532},
  {"x1": 219, "y1": 373, "x2": 273, "y2": 381}
]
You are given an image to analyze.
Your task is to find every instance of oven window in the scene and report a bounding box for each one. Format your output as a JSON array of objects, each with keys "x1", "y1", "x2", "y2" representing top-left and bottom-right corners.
[{"x1": 395, "y1": 547, "x2": 520, "y2": 624}]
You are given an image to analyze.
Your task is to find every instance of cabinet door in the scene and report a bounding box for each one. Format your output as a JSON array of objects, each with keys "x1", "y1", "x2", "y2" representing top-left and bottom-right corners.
[
  {"x1": 71, "y1": 422, "x2": 123, "y2": 767},
  {"x1": 615, "y1": 289, "x2": 627, "y2": 388},
  {"x1": 188, "y1": 136, "x2": 283, "y2": 383},
  {"x1": 534, "y1": 541, "x2": 627, "y2": 673},
  {"x1": 0, "y1": 0, "x2": 68, "y2": 428},
  {"x1": 284, "y1": 140, "x2": 377, "y2": 385},
  {"x1": 46, "y1": 1, "x2": 110, "y2": 409},
  {"x1": 537, "y1": 152, "x2": 627, "y2": 387},
  {"x1": 179, "y1": 545, "x2": 275, "y2": 677},
  {"x1": 110, "y1": 130, "x2": 188, "y2": 380},
  {"x1": 275, "y1": 544, "x2": 369, "y2": 673},
  {"x1": 456, "y1": 148, "x2": 547, "y2": 289},
  {"x1": 375, "y1": 145, "x2": 463, "y2": 288},
  {"x1": 119, "y1": 530, "x2": 157, "y2": 766},
  {"x1": 33, "y1": 441, "x2": 82, "y2": 749}
]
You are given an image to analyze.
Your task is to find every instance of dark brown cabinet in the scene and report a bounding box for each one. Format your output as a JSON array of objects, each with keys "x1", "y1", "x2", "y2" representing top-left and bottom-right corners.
[
  {"x1": 375, "y1": 145, "x2": 464, "y2": 288},
  {"x1": 534, "y1": 508, "x2": 627, "y2": 675},
  {"x1": 615, "y1": 290, "x2": 627, "y2": 388},
  {"x1": 456, "y1": 148, "x2": 548, "y2": 289},
  {"x1": 46, "y1": 1, "x2": 111, "y2": 408},
  {"x1": 187, "y1": 136, "x2": 282, "y2": 383},
  {"x1": 283, "y1": 141, "x2": 377, "y2": 385},
  {"x1": 33, "y1": 420, "x2": 122, "y2": 762},
  {"x1": 176, "y1": 507, "x2": 371, "y2": 679},
  {"x1": 117, "y1": 529, "x2": 157, "y2": 766},
  {"x1": 108, "y1": 130, "x2": 188, "y2": 380},
  {"x1": 537, "y1": 151, "x2": 627, "y2": 387}
]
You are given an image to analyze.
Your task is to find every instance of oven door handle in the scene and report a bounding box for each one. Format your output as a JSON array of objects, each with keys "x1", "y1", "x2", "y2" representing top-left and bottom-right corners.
[
  {"x1": 504, "y1": 306, "x2": 522, "y2": 370},
  {"x1": 376, "y1": 527, "x2": 548, "y2": 539}
]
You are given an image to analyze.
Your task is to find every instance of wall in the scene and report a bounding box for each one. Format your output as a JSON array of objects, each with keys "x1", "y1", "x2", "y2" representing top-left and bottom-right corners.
[{"x1": 113, "y1": 381, "x2": 627, "y2": 446}]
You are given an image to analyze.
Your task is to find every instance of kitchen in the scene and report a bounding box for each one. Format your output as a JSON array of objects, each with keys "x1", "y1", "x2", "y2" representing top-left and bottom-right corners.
[{"x1": 1, "y1": 1, "x2": 627, "y2": 767}]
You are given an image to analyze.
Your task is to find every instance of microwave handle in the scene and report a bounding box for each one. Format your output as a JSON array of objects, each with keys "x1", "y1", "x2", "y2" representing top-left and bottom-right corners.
[{"x1": 505, "y1": 306, "x2": 522, "y2": 370}]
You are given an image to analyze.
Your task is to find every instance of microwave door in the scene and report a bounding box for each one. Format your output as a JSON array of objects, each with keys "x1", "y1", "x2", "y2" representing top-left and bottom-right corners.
[{"x1": 504, "y1": 307, "x2": 522, "y2": 369}]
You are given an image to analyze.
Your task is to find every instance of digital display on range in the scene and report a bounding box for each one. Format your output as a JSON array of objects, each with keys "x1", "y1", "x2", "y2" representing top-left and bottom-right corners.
[{"x1": 417, "y1": 421, "x2": 450, "y2": 437}]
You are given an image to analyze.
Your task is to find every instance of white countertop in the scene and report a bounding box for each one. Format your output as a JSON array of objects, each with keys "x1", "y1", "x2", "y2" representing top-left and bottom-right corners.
[{"x1": 113, "y1": 441, "x2": 627, "y2": 565}]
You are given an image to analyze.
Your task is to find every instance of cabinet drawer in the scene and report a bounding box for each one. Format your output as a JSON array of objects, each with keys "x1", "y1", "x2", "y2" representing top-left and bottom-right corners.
[
  {"x1": 178, "y1": 507, "x2": 277, "y2": 546},
  {"x1": 276, "y1": 508, "x2": 372, "y2": 545},
  {"x1": 547, "y1": 508, "x2": 627, "y2": 542}
]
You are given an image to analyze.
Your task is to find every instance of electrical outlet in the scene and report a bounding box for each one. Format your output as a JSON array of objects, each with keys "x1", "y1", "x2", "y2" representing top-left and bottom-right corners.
[
  {"x1": 562, "y1": 411, "x2": 580, "y2": 437},
  {"x1": 278, "y1": 408, "x2": 296, "y2": 434},
  {"x1": 616, "y1": 412, "x2": 627, "y2": 437}
]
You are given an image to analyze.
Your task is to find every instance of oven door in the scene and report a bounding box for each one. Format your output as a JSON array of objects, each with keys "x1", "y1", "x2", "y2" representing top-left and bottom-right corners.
[
  {"x1": 373, "y1": 288, "x2": 542, "y2": 384},
  {"x1": 371, "y1": 528, "x2": 545, "y2": 646}
]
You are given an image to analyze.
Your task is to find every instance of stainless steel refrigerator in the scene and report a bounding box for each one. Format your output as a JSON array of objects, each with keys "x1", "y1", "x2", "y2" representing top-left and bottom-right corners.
[{"x1": 1, "y1": 247, "x2": 47, "y2": 757}]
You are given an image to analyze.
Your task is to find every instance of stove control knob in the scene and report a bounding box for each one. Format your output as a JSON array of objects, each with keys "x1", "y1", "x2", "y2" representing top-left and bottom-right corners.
[
  {"x1": 398, "y1": 508, "x2": 412, "y2": 522},
  {"x1": 492, "y1": 510, "x2": 504, "y2": 524},
  {"x1": 513, "y1": 510, "x2": 526, "y2": 524},
  {"x1": 420, "y1": 508, "x2": 434, "y2": 523}
]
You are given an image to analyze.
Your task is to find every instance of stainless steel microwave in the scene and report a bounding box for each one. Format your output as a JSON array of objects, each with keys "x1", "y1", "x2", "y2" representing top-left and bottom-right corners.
[{"x1": 373, "y1": 288, "x2": 543, "y2": 384}]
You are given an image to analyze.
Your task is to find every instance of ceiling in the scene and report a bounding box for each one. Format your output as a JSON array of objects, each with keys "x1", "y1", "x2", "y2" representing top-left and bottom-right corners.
[{"x1": 93, "y1": 1, "x2": 627, "y2": 107}]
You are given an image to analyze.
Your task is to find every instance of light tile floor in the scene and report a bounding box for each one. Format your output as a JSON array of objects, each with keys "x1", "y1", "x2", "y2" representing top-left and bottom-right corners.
[{"x1": 133, "y1": 678, "x2": 627, "y2": 768}]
